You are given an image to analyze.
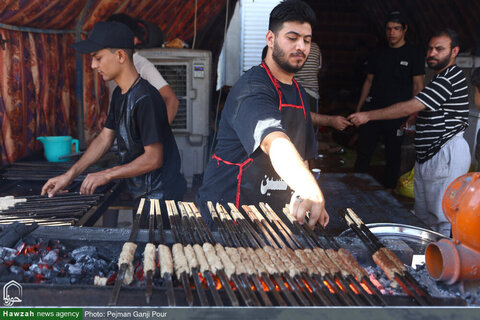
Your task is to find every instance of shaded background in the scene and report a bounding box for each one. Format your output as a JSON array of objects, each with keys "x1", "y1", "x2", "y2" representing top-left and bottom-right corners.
[{"x1": 0, "y1": 0, "x2": 479, "y2": 165}]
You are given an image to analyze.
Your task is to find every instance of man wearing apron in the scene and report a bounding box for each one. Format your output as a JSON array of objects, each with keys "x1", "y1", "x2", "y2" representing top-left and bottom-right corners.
[{"x1": 197, "y1": 0, "x2": 329, "y2": 229}]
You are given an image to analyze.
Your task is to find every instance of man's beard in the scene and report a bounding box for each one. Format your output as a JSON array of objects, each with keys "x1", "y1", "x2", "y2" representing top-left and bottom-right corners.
[
  {"x1": 272, "y1": 40, "x2": 306, "y2": 73},
  {"x1": 427, "y1": 51, "x2": 452, "y2": 71}
]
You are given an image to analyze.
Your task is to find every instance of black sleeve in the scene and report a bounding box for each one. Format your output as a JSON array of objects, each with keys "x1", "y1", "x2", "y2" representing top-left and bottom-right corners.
[
  {"x1": 230, "y1": 77, "x2": 285, "y2": 156},
  {"x1": 134, "y1": 94, "x2": 168, "y2": 146}
]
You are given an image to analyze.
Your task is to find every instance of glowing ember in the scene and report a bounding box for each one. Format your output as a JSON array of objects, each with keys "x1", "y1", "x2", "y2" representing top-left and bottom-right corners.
[
  {"x1": 359, "y1": 280, "x2": 374, "y2": 295},
  {"x1": 260, "y1": 279, "x2": 269, "y2": 292},
  {"x1": 369, "y1": 274, "x2": 386, "y2": 295},
  {"x1": 349, "y1": 282, "x2": 359, "y2": 294},
  {"x1": 323, "y1": 280, "x2": 335, "y2": 294},
  {"x1": 212, "y1": 274, "x2": 222, "y2": 290},
  {"x1": 302, "y1": 279, "x2": 313, "y2": 293}
]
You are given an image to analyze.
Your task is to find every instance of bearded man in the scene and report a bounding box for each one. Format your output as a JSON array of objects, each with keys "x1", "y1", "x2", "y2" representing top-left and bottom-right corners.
[
  {"x1": 196, "y1": 0, "x2": 329, "y2": 229},
  {"x1": 348, "y1": 29, "x2": 470, "y2": 236}
]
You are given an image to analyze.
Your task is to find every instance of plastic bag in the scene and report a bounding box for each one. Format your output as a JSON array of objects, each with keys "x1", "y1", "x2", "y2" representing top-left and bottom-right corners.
[{"x1": 395, "y1": 168, "x2": 415, "y2": 198}]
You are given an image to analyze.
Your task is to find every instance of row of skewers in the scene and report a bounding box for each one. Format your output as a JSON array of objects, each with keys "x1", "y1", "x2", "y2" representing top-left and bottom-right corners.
[
  {"x1": 101, "y1": 199, "x2": 434, "y2": 306},
  {"x1": 0, "y1": 193, "x2": 103, "y2": 226}
]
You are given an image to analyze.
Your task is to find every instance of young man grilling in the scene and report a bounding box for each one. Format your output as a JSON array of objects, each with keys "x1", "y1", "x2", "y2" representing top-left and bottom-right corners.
[
  {"x1": 197, "y1": 0, "x2": 329, "y2": 228},
  {"x1": 41, "y1": 22, "x2": 186, "y2": 205}
]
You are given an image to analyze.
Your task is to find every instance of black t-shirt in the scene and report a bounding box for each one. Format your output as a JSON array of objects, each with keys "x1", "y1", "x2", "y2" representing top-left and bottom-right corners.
[
  {"x1": 105, "y1": 84, "x2": 166, "y2": 146},
  {"x1": 365, "y1": 43, "x2": 425, "y2": 110},
  {"x1": 197, "y1": 65, "x2": 316, "y2": 206},
  {"x1": 105, "y1": 78, "x2": 185, "y2": 199}
]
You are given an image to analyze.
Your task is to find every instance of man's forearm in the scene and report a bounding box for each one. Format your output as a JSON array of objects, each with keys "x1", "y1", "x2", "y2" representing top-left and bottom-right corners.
[
  {"x1": 368, "y1": 98, "x2": 424, "y2": 121},
  {"x1": 267, "y1": 135, "x2": 318, "y2": 196},
  {"x1": 100, "y1": 147, "x2": 162, "y2": 181},
  {"x1": 65, "y1": 130, "x2": 114, "y2": 180},
  {"x1": 311, "y1": 112, "x2": 331, "y2": 127}
]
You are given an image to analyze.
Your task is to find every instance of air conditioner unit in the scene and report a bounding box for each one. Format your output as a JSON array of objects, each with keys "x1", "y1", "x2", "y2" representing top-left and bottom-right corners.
[{"x1": 137, "y1": 48, "x2": 212, "y2": 187}]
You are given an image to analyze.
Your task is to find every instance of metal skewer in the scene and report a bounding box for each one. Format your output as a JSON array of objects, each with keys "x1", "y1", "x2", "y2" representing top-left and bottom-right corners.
[
  {"x1": 109, "y1": 198, "x2": 146, "y2": 306},
  {"x1": 155, "y1": 200, "x2": 175, "y2": 306},
  {"x1": 144, "y1": 200, "x2": 156, "y2": 304}
]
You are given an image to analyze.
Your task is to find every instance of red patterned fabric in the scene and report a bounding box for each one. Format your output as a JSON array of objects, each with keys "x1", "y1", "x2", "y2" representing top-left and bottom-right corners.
[
  {"x1": 0, "y1": 28, "x2": 77, "y2": 163},
  {"x1": 0, "y1": 0, "x2": 228, "y2": 164}
]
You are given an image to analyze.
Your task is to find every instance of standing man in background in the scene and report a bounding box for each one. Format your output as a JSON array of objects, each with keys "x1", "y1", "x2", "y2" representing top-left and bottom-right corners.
[
  {"x1": 295, "y1": 41, "x2": 351, "y2": 131},
  {"x1": 349, "y1": 29, "x2": 470, "y2": 236},
  {"x1": 354, "y1": 11, "x2": 425, "y2": 190}
]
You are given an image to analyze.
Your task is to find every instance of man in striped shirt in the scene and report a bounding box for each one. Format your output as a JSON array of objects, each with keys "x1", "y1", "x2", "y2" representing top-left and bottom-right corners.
[{"x1": 348, "y1": 29, "x2": 470, "y2": 236}]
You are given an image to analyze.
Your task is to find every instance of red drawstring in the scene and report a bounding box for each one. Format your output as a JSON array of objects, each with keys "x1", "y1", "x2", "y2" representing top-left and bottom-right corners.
[{"x1": 212, "y1": 154, "x2": 253, "y2": 208}]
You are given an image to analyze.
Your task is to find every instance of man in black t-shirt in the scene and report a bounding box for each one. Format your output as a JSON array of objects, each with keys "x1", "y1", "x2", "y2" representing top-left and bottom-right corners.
[
  {"x1": 197, "y1": 0, "x2": 329, "y2": 229},
  {"x1": 41, "y1": 21, "x2": 186, "y2": 203},
  {"x1": 349, "y1": 29, "x2": 470, "y2": 236},
  {"x1": 354, "y1": 11, "x2": 425, "y2": 189}
]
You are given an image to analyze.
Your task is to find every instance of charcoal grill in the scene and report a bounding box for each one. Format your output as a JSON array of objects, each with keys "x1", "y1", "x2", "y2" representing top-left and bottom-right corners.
[
  {"x1": 0, "y1": 201, "x2": 467, "y2": 307},
  {"x1": 0, "y1": 161, "x2": 124, "y2": 226}
]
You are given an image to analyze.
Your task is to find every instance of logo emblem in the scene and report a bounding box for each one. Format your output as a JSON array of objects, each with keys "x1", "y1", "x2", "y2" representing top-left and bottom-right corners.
[{"x1": 3, "y1": 280, "x2": 22, "y2": 306}]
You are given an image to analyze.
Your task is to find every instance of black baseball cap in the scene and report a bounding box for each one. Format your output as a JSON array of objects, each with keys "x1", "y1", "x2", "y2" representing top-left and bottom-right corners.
[
  {"x1": 385, "y1": 11, "x2": 407, "y2": 27},
  {"x1": 72, "y1": 21, "x2": 134, "y2": 54}
]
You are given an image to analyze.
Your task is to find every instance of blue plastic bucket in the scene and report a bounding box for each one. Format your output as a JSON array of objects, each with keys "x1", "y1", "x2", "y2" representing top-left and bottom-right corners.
[{"x1": 37, "y1": 136, "x2": 79, "y2": 162}]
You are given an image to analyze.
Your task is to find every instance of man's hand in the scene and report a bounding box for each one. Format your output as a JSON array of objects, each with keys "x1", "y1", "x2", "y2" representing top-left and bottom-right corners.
[
  {"x1": 80, "y1": 171, "x2": 111, "y2": 195},
  {"x1": 289, "y1": 191, "x2": 329, "y2": 228},
  {"x1": 401, "y1": 114, "x2": 417, "y2": 133},
  {"x1": 348, "y1": 112, "x2": 370, "y2": 127},
  {"x1": 41, "y1": 174, "x2": 72, "y2": 198},
  {"x1": 329, "y1": 116, "x2": 352, "y2": 131}
]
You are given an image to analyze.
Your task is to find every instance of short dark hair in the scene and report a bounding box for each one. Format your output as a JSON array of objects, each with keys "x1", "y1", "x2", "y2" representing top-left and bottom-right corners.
[
  {"x1": 472, "y1": 68, "x2": 480, "y2": 90},
  {"x1": 109, "y1": 48, "x2": 134, "y2": 61},
  {"x1": 107, "y1": 13, "x2": 143, "y2": 39},
  {"x1": 431, "y1": 28, "x2": 460, "y2": 49},
  {"x1": 261, "y1": 45, "x2": 268, "y2": 60},
  {"x1": 268, "y1": 0, "x2": 316, "y2": 34},
  {"x1": 385, "y1": 11, "x2": 407, "y2": 29}
]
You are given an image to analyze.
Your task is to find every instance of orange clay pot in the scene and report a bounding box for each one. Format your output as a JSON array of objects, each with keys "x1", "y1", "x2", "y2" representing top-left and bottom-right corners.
[{"x1": 425, "y1": 173, "x2": 480, "y2": 284}]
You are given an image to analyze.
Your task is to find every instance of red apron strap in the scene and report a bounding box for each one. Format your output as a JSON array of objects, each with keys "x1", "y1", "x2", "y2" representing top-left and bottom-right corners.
[
  {"x1": 212, "y1": 154, "x2": 253, "y2": 208},
  {"x1": 261, "y1": 62, "x2": 306, "y2": 120}
]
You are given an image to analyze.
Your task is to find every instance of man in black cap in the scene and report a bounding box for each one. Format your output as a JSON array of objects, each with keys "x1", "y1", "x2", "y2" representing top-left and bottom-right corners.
[
  {"x1": 41, "y1": 22, "x2": 186, "y2": 205},
  {"x1": 353, "y1": 11, "x2": 425, "y2": 190}
]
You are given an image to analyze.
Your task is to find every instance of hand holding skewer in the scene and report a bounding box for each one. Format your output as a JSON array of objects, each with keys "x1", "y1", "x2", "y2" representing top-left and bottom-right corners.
[{"x1": 289, "y1": 192, "x2": 329, "y2": 228}]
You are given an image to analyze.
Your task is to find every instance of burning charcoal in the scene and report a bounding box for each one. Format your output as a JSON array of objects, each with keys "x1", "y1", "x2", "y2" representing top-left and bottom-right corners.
[
  {"x1": 0, "y1": 222, "x2": 38, "y2": 248},
  {"x1": 41, "y1": 250, "x2": 58, "y2": 265},
  {"x1": 53, "y1": 260, "x2": 68, "y2": 274},
  {"x1": 66, "y1": 263, "x2": 83, "y2": 276},
  {"x1": 13, "y1": 254, "x2": 32, "y2": 267},
  {"x1": 9, "y1": 265, "x2": 24, "y2": 276},
  {"x1": 41, "y1": 268, "x2": 58, "y2": 280},
  {"x1": 0, "y1": 246, "x2": 17, "y2": 262},
  {"x1": 76, "y1": 254, "x2": 94, "y2": 265},
  {"x1": 93, "y1": 259, "x2": 108, "y2": 273},
  {"x1": 23, "y1": 270, "x2": 35, "y2": 282},
  {"x1": 72, "y1": 246, "x2": 98, "y2": 261}
]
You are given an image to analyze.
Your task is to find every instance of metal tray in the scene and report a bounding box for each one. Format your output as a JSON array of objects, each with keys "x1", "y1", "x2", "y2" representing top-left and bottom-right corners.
[{"x1": 339, "y1": 223, "x2": 448, "y2": 255}]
